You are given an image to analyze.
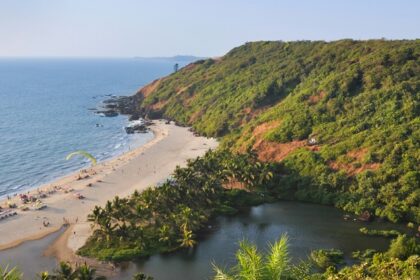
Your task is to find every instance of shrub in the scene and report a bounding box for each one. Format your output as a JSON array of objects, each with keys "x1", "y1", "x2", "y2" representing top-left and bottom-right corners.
[{"x1": 310, "y1": 249, "x2": 344, "y2": 270}]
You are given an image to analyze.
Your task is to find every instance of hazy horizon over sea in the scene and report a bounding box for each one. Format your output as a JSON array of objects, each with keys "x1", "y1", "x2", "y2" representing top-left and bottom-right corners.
[{"x1": 0, "y1": 58, "x2": 193, "y2": 197}]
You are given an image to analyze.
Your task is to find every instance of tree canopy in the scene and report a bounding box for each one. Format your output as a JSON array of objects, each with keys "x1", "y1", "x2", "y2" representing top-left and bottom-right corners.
[{"x1": 132, "y1": 39, "x2": 420, "y2": 223}]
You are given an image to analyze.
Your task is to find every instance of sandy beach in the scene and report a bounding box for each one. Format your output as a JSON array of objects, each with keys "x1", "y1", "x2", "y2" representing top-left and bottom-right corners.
[{"x1": 0, "y1": 120, "x2": 218, "y2": 258}]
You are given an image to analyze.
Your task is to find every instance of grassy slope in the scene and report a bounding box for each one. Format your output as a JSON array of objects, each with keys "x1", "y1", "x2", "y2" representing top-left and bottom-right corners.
[{"x1": 133, "y1": 40, "x2": 420, "y2": 223}]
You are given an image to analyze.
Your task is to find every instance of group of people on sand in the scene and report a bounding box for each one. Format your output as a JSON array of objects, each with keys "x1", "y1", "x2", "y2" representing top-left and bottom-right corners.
[
  {"x1": 0, "y1": 182, "x2": 84, "y2": 224},
  {"x1": 2, "y1": 167, "x2": 98, "y2": 208},
  {"x1": 76, "y1": 169, "x2": 97, "y2": 180},
  {"x1": 41, "y1": 216, "x2": 80, "y2": 229}
]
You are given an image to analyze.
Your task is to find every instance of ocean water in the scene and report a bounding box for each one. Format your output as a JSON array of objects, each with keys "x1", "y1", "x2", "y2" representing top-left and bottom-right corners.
[{"x1": 0, "y1": 58, "x2": 189, "y2": 197}]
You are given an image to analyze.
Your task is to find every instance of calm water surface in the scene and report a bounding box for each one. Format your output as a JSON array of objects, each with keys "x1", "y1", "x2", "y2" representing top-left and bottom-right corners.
[{"x1": 0, "y1": 202, "x2": 407, "y2": 280}]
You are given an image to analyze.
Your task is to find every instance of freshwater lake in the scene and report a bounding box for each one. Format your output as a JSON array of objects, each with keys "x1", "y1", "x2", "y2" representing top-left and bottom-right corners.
[{"x1": 0, "y1": 201, "x2": 407, "y2": 280}]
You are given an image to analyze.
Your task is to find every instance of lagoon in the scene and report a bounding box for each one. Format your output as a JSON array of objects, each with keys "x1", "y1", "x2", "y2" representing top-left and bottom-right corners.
[{"x1": 0, "y1": 201, "x2": 406, "y2": 279}]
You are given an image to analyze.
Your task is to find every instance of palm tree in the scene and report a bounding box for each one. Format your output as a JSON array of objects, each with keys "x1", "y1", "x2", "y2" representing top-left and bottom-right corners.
[
  {"x1": 104, "y1": 201, "x2": 113, "y2": 215},
  {"x1": 54, "y1": 262, "x2": 75, "y2": 279},
  {"x1": 75, "y1": 263, "x2": 106, "y2": 280},
  {"x1": 38, "y1": 272, "x2": 50, "y2": 280},
  {"x1": 39, "y1": 262, "x2": 106, "y2": 280},
  {"x1": 179, "y1": 206, "x2": 193, "y2": 228},
  {"x1": 213, "y1": 235, "x2": 292, "y2": 280},
  {"x1": 117, "y1": 223, "x2": 129, "y2": 241},
  {"x1": 87, "y1": 206, "x2": 104, "y2": 224},
  {"x1": 178, "y1": 223, "x2": 196, "y2": 248},
  {"x1": 101, "y1": 217, "x2": 117, "y2": 243},
  {"x1": 111, "y1": 196, "x2": 129, "y2": 223},
  {"x1": 158, "y1": 224, "x2": 171, "y2": 245}
]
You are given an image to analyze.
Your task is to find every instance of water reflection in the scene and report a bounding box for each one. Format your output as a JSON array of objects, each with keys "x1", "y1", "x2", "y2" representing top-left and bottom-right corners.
[
  {"x1": 0, "y1": 202, "x2": 407, "y2": 280},
  {"x1": 0, "y1": 229, "x2": 63, "y2": 279},
  {"x1": 115, "y1": 202, "x2": 405, "y2": 280}
]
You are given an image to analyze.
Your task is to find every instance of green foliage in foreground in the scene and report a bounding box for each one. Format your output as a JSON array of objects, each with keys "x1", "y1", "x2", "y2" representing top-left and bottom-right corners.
[
  {"x1": 38, "y1": 262, "x2": 105, "y2": 280},
  {"x1": 76, "y1": 40, "x2": 420, "y2": 276},
  {"x1": 0, "y1": 262, "x2": 154, "y2": 280},
  {"x1": 78, "y1": 149, "x2": 275, "y2": 260},
  {"x1": 386, "y1": 234, "x2": 420, "y2": 259},
  {"x1": 0, "y1": 264, "x2": 22, "y2": 280},
  {"x1": 213, "y1": 236, "x2": 420, "y2": 280},
  {"x1": 133, "y1": 39, "x2": 420, "y2": 223},
  {"x1": 79, "y1": 148, "x2": 420, "y2": 277},
  {"x1": 326, "y1": 255, "x2": 420, "y2": 280},
  {"x1": 3, "y1": 235, "x2": 419, "y2": 280},
  {"x1": 213, "y1": 235, "x2": 305, "y2": 280}
]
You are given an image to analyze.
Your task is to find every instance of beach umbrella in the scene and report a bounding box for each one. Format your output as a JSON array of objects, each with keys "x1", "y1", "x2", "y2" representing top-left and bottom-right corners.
[{"x1": 66, "y1": 150, "x2": 97, "y2": 166}]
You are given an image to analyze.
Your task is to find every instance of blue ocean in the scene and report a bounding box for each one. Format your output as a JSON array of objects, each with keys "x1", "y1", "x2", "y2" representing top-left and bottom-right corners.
[{"x1": 0, "y1": 58, "x2": 189, "y2": 197}]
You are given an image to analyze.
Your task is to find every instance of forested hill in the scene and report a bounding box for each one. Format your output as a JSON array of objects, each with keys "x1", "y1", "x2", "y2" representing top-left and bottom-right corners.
[{"x1": 131, "y1": 40, "x2": 420, "y2": 223}]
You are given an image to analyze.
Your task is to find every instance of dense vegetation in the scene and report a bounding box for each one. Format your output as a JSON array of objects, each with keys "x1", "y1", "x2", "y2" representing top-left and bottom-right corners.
[
  {"x1": 79, "y1": 149, "x2": 420, "y2": 277},
  {"x1": 131, "y1": 39, "x2": 419, "y2": 224},
  {"x1": 76, "y1": 40, "x2": 420, "y2": 277},
  {"x1": 38, "y1": 262, "x2": 105, "y2": 280},
  {"x1": 79, "y1": 150, "x2": 275, "y2": 260},
  {"x1": 310, "y1": 249, "x2": 344, "y2": 270},
  {"x1": 2, "y1": 235, "x2": 419, "y2": 279},
  {"x1": 213, "y1": 235, "x2": 308, "y2": 279},
  {"x1": 0, "y1": 264, "x2": 22, "y2": 280},
  {"x1": 213, "y1": 235, "x2": 420, "y2": 280}
]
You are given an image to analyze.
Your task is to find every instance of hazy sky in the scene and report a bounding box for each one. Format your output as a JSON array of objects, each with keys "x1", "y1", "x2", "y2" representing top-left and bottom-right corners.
[{"x1": 0, "y1": 0, "x2": 419, "y2": 57}]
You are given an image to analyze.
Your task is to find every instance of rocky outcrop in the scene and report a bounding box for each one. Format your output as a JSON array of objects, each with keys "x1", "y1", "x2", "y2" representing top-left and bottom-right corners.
[
  {"x1": 124, "y1": 119, "x2": 154, "y2": 134},
  {"x1": 97, "y1": 94, "x2": 147, "y2": 120},
  {"x1": 92, "y1": 94, "x2": 153, "y2": 134},
  {"x1": 94, "y1": 110, "x2": 118, "y2": 117},
  {"x1": 125, "y1": 124, "x2": 147, "y2": 134}
]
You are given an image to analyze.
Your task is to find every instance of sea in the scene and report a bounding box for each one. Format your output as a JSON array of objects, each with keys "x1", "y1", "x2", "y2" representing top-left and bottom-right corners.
[{"x1": 0, "y1": 57, "x2": 193, "y2": 198}]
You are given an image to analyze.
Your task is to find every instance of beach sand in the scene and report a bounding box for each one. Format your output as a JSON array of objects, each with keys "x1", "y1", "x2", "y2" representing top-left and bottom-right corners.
[{"x1": 0, "y1": 120, "x2": 218, "y2": 259}]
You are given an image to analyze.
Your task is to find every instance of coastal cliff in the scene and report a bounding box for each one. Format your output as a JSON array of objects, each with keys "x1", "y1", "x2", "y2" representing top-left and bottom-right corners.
[{"x1": 125, "y1": 40, "x2": 420, "y2": 223}]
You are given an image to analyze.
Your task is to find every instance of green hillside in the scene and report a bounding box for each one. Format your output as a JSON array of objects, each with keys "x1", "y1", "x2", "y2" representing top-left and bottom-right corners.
[{"x1": 131, "y1": 39, "x2": 419, "y2": 223}]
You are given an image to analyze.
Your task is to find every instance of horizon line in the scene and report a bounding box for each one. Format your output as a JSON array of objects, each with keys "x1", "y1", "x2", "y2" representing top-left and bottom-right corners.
[{"x1": 0, "y1": 55, "x2": 206, "y2": 59}]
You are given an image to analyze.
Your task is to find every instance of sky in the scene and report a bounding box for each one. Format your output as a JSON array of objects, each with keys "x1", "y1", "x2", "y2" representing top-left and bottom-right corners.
[{"x1": 0, "y1": 0, "x2": 419, "y2": 57}]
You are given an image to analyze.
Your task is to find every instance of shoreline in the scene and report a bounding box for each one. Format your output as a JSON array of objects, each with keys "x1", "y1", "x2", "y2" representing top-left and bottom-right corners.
[
  {"x1": 44, "y1": 225, "x2": 118, "y2": 277},
  {"x1": 0, "y1": 128, "x2": 156, "y2": 202},
  {"x1": 0, "y1": 226, "x2": 62, "y2": 251},
  {"x1": 0, "y1": 130, "x2": 154, "y2": 202},
  {"x1": 0, "y1": 120, "x2": 218, "y2": 254},
  {"x1": 0, "y1": 122, "x2": 163, "y2": 251}
]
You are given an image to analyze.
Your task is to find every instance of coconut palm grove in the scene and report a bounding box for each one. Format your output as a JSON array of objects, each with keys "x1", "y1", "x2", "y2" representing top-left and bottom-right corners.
[
  {"x1": 80, "y1": 40, "x2": 420, "y2": 279},
  {"x1": 3, "y1": 39, "x2": 418, "y2": 279}
]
